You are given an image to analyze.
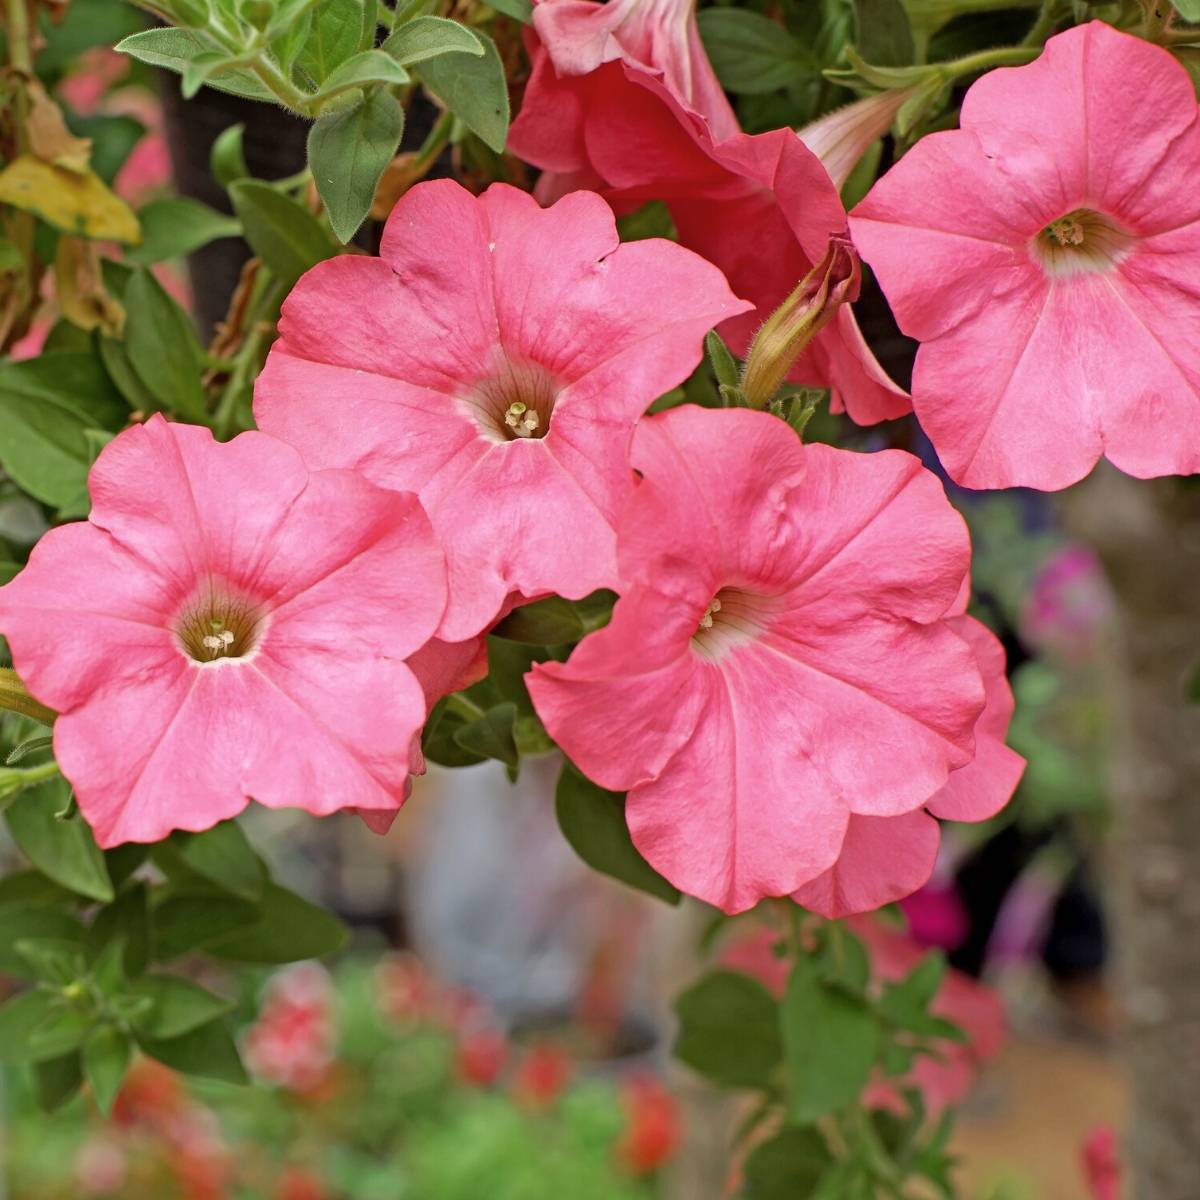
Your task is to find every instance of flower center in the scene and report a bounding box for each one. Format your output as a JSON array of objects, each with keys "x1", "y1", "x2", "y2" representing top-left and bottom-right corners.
[
  {"x1": 460, "y1": 359, "x2": 561, "y2": 443},
  {"x1": 174, "y1": 586, "x2": 265, "y2": 664},
  {"x1": 691, "y1": 587, "x2": 780, "y2": 660},
  {"x1": 1034, "y1": 208, "x2": 1133, "y2": 277}
]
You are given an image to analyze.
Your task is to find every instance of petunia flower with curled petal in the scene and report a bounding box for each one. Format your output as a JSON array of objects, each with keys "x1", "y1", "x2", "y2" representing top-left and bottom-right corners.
[
  {"x1": 850, "y1": 21, "x2": 1200, "y2": 489},
  {"x1": 792, "y1": 614, "x2": 1025, "y2": 918},
  {"x1": 0, "y1": 416, "x2": 447, "y2": 847},
  {"x1": 254, "y1": 178, "x2": 750, "y2": 640},
  {"x1": 517, "y1": 65, "x2": 908, "y2": 424},
  {"x1": 527, "y1": 405, "x2": 985, "y2": 914},
  {"x1": 510, "y1": 0, "x2": 738, "y2": 182}
]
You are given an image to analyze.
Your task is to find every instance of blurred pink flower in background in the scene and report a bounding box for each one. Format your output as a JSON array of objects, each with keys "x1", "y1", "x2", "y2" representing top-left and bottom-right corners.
[
  {"x1": 1020, "y1": 543, "x2": 1114, "y2": 663},
  {"x1": 244, "y1": 964, "x2": 337, "y2": 1094},
  {"x1": 1082, "y1": 1124, "x2": 1122, "y2": 1200}
]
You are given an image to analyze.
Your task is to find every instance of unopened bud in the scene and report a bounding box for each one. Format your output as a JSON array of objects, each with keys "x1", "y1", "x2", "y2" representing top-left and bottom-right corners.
[{"x1": 740, "y1": 236, "x2": 860, "y2": 411}]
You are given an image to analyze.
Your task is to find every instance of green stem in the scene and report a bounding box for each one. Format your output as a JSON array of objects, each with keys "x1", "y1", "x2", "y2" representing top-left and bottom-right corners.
[
  {"x1": 943, "y1": 44, "x2": 1040, "y2": 79},
  {"x1": 247, "y1": 57, "x2": 315, "y2": 115},
  {"x1": 413, "y1": 110, "x2": 454, "y2": 172},
  {"x1": 0, "y1": 668, "x2": 57, "y2": 726},
  {"x1": 213, "y1": 275, "x2": 288, "y2": 438},
  {"x1": 1021, "y1": 0, "x2": 1062, "y2": 44},
  {"x1": 445, "y1": 692, "x2": 486, "y2": 722}
]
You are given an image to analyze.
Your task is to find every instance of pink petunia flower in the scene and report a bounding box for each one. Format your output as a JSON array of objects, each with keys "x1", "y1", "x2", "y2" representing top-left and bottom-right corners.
[
  {"x1": 512, "y1": 0, "x2": 738, "y2": 178},
  {"x1": 1082, "y1": 1124, "x2": 1122, "y2": 1200},
  {"x1": 0, "y1": 416, "x2": 446, "y2": 846},
  {"x1": 244, "y1": 963, "x2": 336, "y2": 1093},
  {"x1": 793, "y1": 615, "x2": 1024, "y2": 918},
  {"x1": 850, "y1": 21, "x2": 1200, "y2": 489},
  {"x1": 254, "y1": 178, "x2": 749, "y2": 640},
  {"x1": 527, "y1": 405, "x2": 985, "y2": 913},
  {"x1": 509, "y1": 61, "x2": 909, "y2": 425},
  {"x1": 1020, "y1": 542, "x2": 1113, "y2": 663}
]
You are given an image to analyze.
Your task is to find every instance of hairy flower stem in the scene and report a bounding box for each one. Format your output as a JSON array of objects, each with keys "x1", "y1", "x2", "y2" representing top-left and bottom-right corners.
[{"x1": 0, "y1": 668, "x2": 57, "y2": 727}]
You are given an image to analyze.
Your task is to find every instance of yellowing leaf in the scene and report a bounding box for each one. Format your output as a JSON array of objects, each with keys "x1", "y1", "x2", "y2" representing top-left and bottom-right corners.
[
  {"x1": 27, "y1": 83, "x2": 92, "y2": 174},
  {"x1": 55, "y1": 237, "x2": 125, "y2": 336},
  {"x1": 0, "y1": 157, "x2": 141, "y2": 244}
]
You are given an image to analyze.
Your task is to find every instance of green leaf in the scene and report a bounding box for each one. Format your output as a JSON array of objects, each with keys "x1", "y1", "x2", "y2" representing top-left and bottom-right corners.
[
  {"x1": 170, "y1": 821, "x2": 265, "y2": 901},
  {"x1": 28, "y1": 1005, "x2": 93, "y2": 1062},
  {"x1": 696, "y1": 9, "x2": 812, "y2": 94},
  {"x1": 181, "y1": 49, "x2": 233, "y2": 100},
  {"x1": 742, "y1": 1127, "x2": 833, "y2": 1199},
  {"x1": 228, "y1": 180, "x2": 337, "y2": 288},
  {"x1": 151, "y1": 894, "x2": 259, "y2": 961},
  {"x1": 308, "y1": 88, "x2": 405, "y2": 243},
  {"x1": 705, "y1": 329, "x2": 740, "y2": 390},
  {"x1": 123, "y1": 268, "x2": 208, "y2": 422},
  {"x1": 555, "y1": 764, "x2": 680, "y2": 904},
  {"x1": 781, "y1": 953, "x2": 880, "y2": 1122},
  {"x1": 296, "y1": 0, "x2": 365, "y2": 84},
  {"x1": 83, "y1": 1025, "x2": 133, "y2": 1115},
  {"x1": 126, "y1": 197, "x2": 240, "y2": 265},
  {"x1": 0, "y1": 870, "x2": 75, "y2": 908},
  {"x1": 138, "y1": 1018, "x2": 247, "y2": 1085},
  {"x1": 6, "y1": 735, "x2": 54, "y2": 764},
  {"x1": 115, "y1": 29, "x2": 275, "y2": 101},
  {"x1": 421, "y1": 698, "x2": 487, "y2": 768},
  {"x1": 0, "y1": 352, "x2": 126, "y2": 507},
  {"x1": 485, "y1": 0, "x2": 532, "y2": 21},
  {"x1": 852, "y1": 0, "x2": 916, "y2": 67},
  {"x1": 382, "y1": 15, "x2": 485, "y2": 65},
  {"x1": 319, "y1": 48, "x2": 411, "y2": 97},
  {"x1": 211, "y1": 123, "x2": 249, "y2": 188},
  {"x1": 0, "y1": 908, "x2": 83, "y2": 976},
  {"x1": 879, "y1": 951, "x2": 965, "y2": 1039},
  {"x1": 206, "y1": 882, "x2": 348, "y2": 963},
  {"x1": 99, "y1": 334, "x2": 158, "y2": 415},
  {"x1": 14, "y1": 937, "x2": 86, "y2": 985},
  {"x1": 415, "y1": 29, "x2": 509, "y2": 152},
  {"x1": 88, "y1": 883, "x2": 150, "y2": 978},
  {"x1": 452, "y1": 701, "x2": 519, "y2": 769},
  {"x1": 6, "y1": 780, "x2": 113, "y2": 902},
  {"x1": 674, "y1": 971, "x2": 782, "y2": 1089},
  {"x1": 492, "y1": 590, "x2": 615, "y2": 645},
  {"x1": 130, "y1": 974, "x2": 234, "y2": 1039},
  {"x1": 33, "y1": 1052, "x2": 84, "y2": 1111},
  {"x1": 0, "y1": 989, "x2": 59, "y2": 1061},
  {"x1": 1177, "y1": 0, "x2": 1200, "y2": 19}
]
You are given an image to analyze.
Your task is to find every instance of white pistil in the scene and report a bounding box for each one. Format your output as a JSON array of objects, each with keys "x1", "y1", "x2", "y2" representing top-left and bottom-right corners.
[{"x1": 1047, "y1": 217, "x2": 1085, "y2": 247}]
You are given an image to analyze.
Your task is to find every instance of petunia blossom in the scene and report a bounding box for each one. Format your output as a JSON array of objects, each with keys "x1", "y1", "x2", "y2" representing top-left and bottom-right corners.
[
  {"x1": 510, "y1": 56, "x2": 909, "y2": 424},
  {"x1": 0, "y1": 416, "x2": 446, "y2": 847},
  {"x1": 850, "y1": 21, "x2": 1200, "y2": 489},
  {"x1": 510, "y1": 0, "x2": 738, "y2": 180},
  {"x1": 792, "y1": 615, "x2": 1025, "y2": 918},
  {"x1": 254, "y1": 179, "x2": 750, "y2": 640},
  {"x1": 527, "y1": 405, "x2": 985, "y2": 914}
]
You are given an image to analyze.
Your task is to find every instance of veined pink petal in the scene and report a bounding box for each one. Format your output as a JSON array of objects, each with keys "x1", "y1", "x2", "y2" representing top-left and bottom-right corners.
[
  {"x1": 0, "y1": 418, "x2": 448, "y2": 845},
  {"x1": 852, "y1": 21, "x2": 1200, "y2": 488},
  {"x1": 256, "y1": 179, "x2": 750, "y2": 638},
  {"x1": 798, "y1": 88, "x2": 915, "y2": 190},
  {"x1": 528, "y1": 406, "x2": 984, "y2": 914},
  {"x1": 791, "y1": 810, "x2": 940, "y2": 919},
  {"x1": 927, "y1": 616, "x2": 1024, "y2": 822}
]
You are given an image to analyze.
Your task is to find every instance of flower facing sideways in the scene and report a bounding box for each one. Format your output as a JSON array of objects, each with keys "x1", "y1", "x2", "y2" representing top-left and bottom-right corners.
[
  {"x1": 254, "y1": 178, "x2": 750, "y2": 640},
  {"x1": 851, "y1": 21, "x2": 1200, "y2": 489},
  {"x1": 0, "y1": 416, "x2": 447, "y2": 847},
  {"x1": 512, "y1": 65, "x2": 909, "y2": 426},
  {"x1": 528, "y1": 406, "x2": 986, "y2": 914}
]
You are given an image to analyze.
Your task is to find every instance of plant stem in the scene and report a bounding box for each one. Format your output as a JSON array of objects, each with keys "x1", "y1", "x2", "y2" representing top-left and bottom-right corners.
[
  {"x1": 213, "y1": 275, "x2": 288, "y2": 438},
  {"x1": 943, "y1": 44, "x2": 1040, "y2": 79},
  {"x1": 1021, "y1": 0, "x2": 1062, "y2": 44},
  {"x1": 0, "y1": 668, "x2": 57, "y2": 726}
]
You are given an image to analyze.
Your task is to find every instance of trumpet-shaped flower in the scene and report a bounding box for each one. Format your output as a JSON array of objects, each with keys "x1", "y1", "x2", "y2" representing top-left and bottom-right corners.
[
  {"x1": 0, "y1": 417, "x2": 446, "y2": 847},
  {"x1": 528, "y1": 406, "x2": 984, "y2": 913},
  {"x1": 851, "y1": 21, "x2": 1200, "y2": 489},
  {"x1": 511, "y1": 0, "x2": 738, "y2": 178},
  {"x1": 254, "y1": 179, "x2": 750, "y2": 639},
  {"x1": 514, "y1": 64, "x2": 908, "y2": 424},
  {"x1": 792, "y1": 615, "x2": 1025, "y2": 918}
]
